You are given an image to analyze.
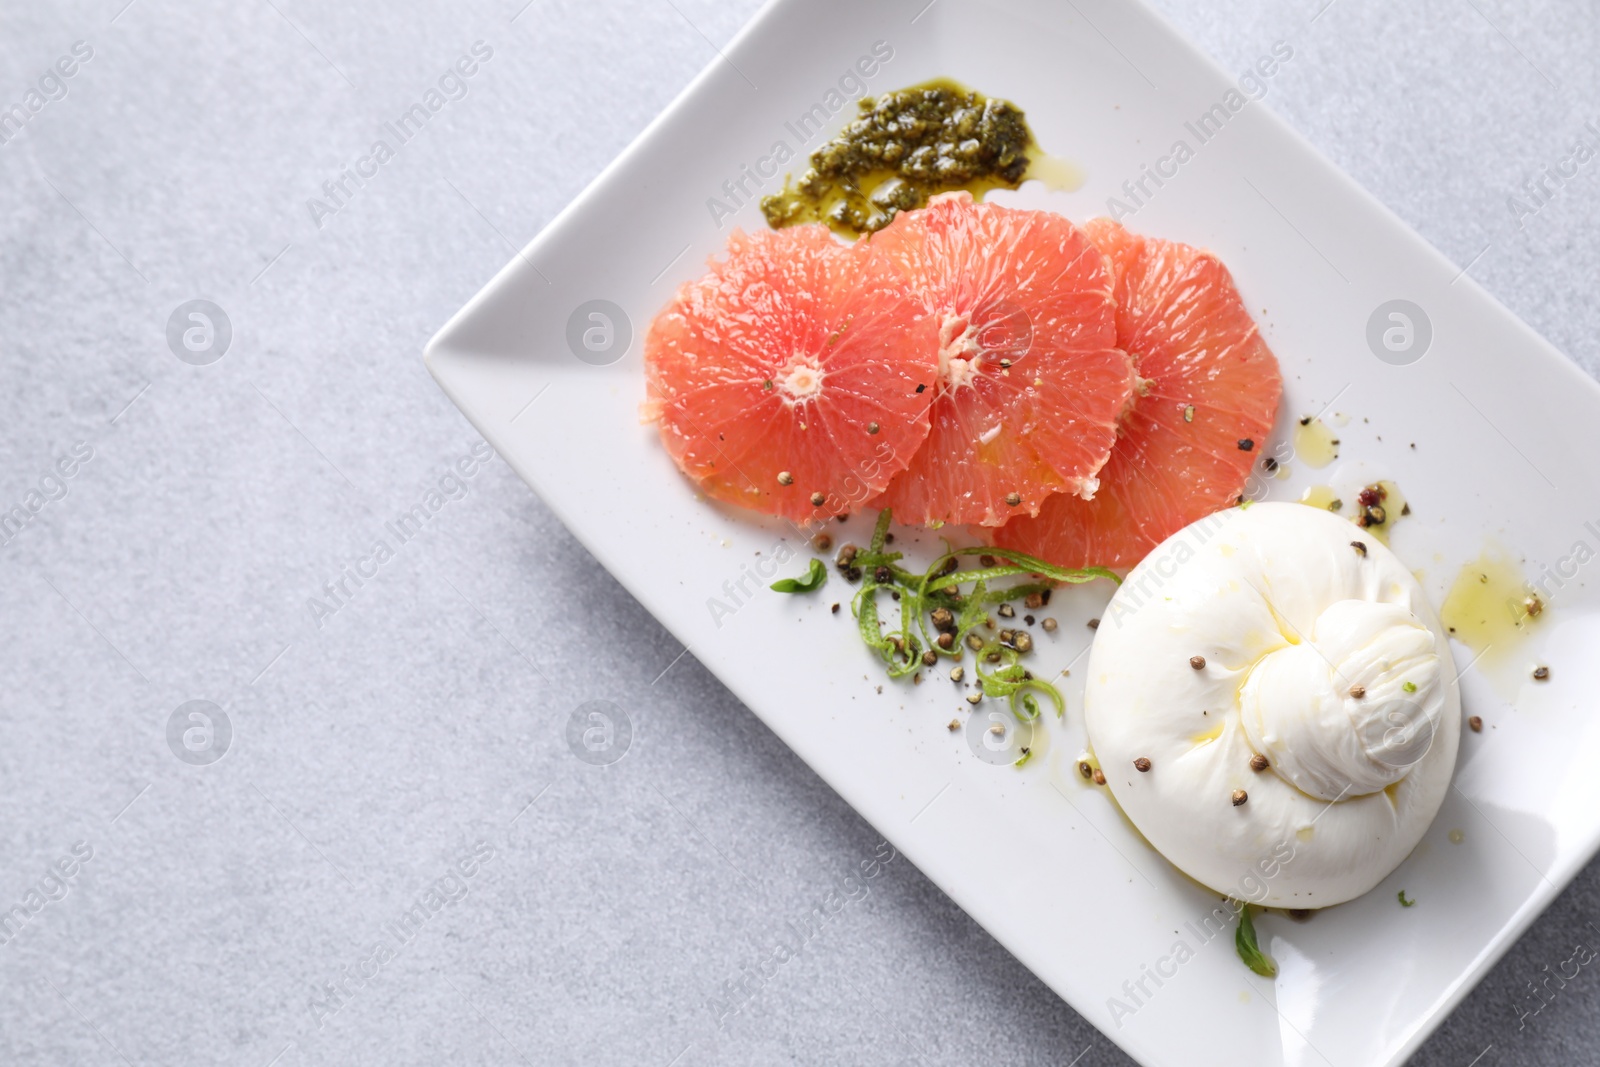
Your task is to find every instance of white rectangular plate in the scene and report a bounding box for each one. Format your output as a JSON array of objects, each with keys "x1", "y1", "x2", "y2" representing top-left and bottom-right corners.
[{"x1": 425, "y1": 1, "x2": 1600, "y2": 1063}]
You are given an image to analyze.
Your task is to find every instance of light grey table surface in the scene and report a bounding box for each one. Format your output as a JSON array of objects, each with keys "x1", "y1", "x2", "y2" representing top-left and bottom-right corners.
[{"x1": 2, "y1": 0, "x2": 1598, "y2": 1064}]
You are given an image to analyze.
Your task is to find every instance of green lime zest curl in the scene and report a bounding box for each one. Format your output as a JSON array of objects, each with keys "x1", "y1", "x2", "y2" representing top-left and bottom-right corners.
[{"x1": 827, "y1": 509, "x2": 1115, "y2": 712}]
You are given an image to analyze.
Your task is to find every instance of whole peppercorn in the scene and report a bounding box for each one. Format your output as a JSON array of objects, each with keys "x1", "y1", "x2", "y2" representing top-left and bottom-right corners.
[
  {"x1": 1249, "y1": 753, "x2": 1269, "y2": 772},
  {"x1": 1231, "y1": 789, "x2": 1249, "y2": 807},
  {"x1": 1134, "y1": 757, "x2": 1151, "y2": 772}
]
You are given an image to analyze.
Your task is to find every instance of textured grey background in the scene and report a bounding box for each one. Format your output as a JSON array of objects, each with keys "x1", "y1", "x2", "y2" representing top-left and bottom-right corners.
[{"x1": 1, "y1": 0, "x2": 1597, "y2": 1065}]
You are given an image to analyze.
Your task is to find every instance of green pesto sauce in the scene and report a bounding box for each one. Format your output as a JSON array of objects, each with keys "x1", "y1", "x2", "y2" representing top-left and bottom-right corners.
[{"x1": 760, "y1": 79, "x2": 1039, "y2": 239}]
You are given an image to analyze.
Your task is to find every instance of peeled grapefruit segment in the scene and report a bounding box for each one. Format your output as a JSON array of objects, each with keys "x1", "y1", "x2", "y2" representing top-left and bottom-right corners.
[
  {"x1": 644, "y1": 225, "x2": 938, "y2": 523},
  {"x1": 995, "y1": 218, "x2": 1283, "y2": 568},
  {"x1": 862, "y1": 192, "x2": 1135, "y2": 527}
]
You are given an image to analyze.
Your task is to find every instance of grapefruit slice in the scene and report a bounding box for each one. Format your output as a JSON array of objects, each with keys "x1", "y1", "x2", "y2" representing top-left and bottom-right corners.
[
  {"x1": 862, "y1": 192, "x2": 1135, "y2": 527},
  {"x1": 995, "y1": 218, "x2": 1283, "y2": 568},
  {"x1": 644, "y1": 225, "x2": 938, "y2": 524}
]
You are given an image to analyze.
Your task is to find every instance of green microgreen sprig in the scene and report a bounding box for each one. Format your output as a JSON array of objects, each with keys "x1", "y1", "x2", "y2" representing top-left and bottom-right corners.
[
  {"x1": 770, "y1": 558, "x2": 827, "y2": 593},
  {"x1": 1235, "y1": 905, "x2": 1278, "y2": 978}
]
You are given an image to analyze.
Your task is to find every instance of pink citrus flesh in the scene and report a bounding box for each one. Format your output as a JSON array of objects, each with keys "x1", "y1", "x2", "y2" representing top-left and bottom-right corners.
[
  {"x1": 995, "y1": 218, "x2": 1283, "y2": 568},
  {"x1": 644, "y1": 225, "x2": 938, "y2": 523},
  {"x1": 863, "y1": 192, "x2": 1135, "y2": 527}
]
